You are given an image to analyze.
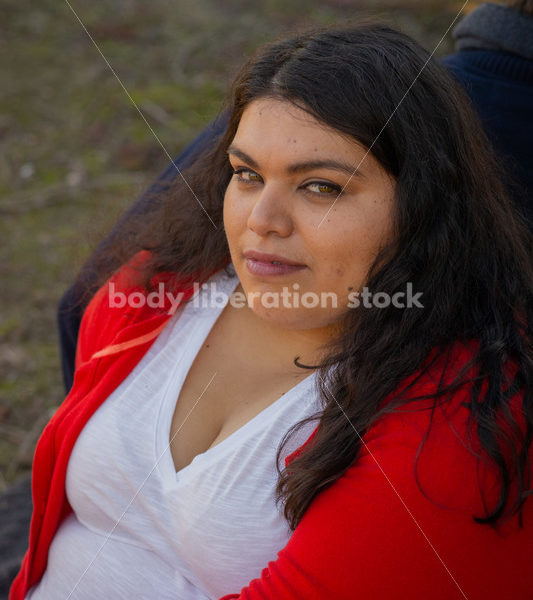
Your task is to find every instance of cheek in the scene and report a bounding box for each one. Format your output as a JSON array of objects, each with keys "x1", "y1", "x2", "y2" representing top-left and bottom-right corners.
[
  {"x1": 310, "y1": 239, "x2": 349, "y2": 290},
  {"x1": 222, "y1": 191, "x2": 231, "y2": 230},
  {"x1": 223, "y1": 189, "x2": 244, "y2": 240},
  {"x1": 314, "y1": 221, "x2": 384, "y2": 284}
]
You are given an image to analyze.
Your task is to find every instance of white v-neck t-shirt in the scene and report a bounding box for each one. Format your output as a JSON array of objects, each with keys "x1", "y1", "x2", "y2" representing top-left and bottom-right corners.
[{"x1": 27, "y1": 264, "x2": 323, "y2": 600}]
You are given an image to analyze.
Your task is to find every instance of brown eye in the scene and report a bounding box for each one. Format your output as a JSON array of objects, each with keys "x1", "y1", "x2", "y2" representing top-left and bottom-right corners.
[
  {"x1": 233, "y1": 168, "x2": 262, "y2": 183},
  {"x1": 305, "y1": 181, "x2": 341, "y2": 195}
]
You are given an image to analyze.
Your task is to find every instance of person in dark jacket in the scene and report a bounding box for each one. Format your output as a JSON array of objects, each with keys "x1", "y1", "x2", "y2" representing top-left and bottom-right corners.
[
  {"x1": 57, "y1": 1, "x2": 533, "y2": 393},
  {"x1": 442, "y1": 0, "x2": 533, "y2": 228}
]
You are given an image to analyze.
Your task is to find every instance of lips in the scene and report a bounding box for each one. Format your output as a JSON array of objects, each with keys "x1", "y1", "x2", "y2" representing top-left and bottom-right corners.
[{"x1": 243, "y1": 250, "x2": 305, "y2": 267}]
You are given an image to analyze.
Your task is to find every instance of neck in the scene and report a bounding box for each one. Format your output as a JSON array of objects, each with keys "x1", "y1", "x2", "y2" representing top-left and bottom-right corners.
[{"x1": 231, "y1": 282, "x2": 340, "y2": 373}]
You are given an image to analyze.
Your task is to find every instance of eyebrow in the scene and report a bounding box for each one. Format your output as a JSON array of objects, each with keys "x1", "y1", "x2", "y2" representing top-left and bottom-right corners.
[{"x1": 227, "y1": 145, "x2": 365, "y2": 179}]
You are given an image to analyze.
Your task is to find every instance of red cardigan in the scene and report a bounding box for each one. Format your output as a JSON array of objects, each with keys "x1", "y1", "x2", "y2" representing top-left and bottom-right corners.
[{"x1": 11, "y1": 255, "x2": 533, "y2": 599}]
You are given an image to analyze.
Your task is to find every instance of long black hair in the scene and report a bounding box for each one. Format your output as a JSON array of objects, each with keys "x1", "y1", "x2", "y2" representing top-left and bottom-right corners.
[{"x1": 79, "y1": 23, "x2": 533, "y2": 530}]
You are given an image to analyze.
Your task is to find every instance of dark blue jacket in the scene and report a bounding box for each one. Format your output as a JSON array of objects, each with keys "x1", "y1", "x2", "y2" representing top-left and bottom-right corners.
[{"x1": 442, "y1": 49, "x2": 533, "y2": 228}]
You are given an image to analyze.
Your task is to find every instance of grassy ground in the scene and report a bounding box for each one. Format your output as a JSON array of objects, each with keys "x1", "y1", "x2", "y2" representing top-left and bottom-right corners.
[{"x1": 0, "y1": 0, "x2": 474, "y2": 488}]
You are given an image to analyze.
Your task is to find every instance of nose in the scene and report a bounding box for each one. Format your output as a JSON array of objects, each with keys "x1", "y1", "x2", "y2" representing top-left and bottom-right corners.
[{"x1": 247, "y1": 183, "x2": 294, "y2": 237}]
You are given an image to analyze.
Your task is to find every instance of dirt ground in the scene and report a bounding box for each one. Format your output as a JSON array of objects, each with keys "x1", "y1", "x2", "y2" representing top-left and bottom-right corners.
[{"x1": 0, "y1": 0, "x2": 474, "y2": 489}]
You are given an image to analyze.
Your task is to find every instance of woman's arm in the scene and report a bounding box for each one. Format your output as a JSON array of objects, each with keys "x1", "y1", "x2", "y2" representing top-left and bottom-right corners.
[{"x1": 218, "y1": 391, "x2": 532, "y2": 600}]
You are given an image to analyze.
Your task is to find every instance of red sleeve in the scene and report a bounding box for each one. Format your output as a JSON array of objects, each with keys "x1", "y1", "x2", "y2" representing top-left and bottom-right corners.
[
  {"x1": 74, "y1": 250, "x2": 153, "y2": 370},
  {"x1": 218, "y1": 390, "x2": 532, "y2": 600},
  {"x1": 74, "y1": 249, "x2": 213, "y2": 370}
]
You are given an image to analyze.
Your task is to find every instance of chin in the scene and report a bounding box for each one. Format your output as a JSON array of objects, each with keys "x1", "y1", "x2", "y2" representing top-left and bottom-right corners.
[{"x1": 250, "y1": 303, "x2": 332, "y2": 331}]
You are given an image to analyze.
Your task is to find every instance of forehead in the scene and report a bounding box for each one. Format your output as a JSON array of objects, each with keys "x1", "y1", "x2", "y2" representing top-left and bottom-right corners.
[{"x1": 233, "y1": 98, "x2": 367, "y2": 164}]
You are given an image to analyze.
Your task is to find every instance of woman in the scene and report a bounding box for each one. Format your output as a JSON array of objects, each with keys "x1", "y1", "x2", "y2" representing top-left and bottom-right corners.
[{"x1": 12, "y1": 23, "x2": 533, "y2": 600}]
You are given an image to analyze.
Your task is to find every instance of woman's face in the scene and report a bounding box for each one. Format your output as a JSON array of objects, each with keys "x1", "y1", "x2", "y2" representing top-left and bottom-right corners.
[{"x1": 223, "y1": 97, "x2": 396, "y2": 332}]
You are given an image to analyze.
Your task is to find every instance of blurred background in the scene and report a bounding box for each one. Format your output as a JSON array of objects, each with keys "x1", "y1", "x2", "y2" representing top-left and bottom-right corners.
[{"x1": 0, "y1": 0, "x2": 476, "y2": 489}]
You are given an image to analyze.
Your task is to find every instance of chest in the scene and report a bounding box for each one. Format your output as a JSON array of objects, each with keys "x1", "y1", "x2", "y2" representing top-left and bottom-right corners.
[
  {"x1": 169, "y1": 314, "x2": 312, "y2": 474},
  {"x1": 64, "y1": 340, "x2": 319, "y2": 600},
  {"x1": 170, "y1": 355, "x2": 310, "y2": 474}
]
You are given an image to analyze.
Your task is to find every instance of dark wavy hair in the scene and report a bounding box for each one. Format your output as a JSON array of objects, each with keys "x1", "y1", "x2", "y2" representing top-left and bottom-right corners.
[{"x1": 78, "y1": 23, "x2": 533, "y2": 531}]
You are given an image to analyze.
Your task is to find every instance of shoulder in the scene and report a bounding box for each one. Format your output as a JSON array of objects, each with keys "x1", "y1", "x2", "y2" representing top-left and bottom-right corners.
[
  {"x1": 361, "y1": 339, "x2": 524, "y2": 514},
  {"x1": 300, "y1": 337, "x2": 527, "y2": 540},
  {"x1": 442, "y1": 49, "x2": 533, "y2": 89},
  {"x1": 75, "y1": 250, "x2": 147, "y2": 367},
  {"x1": 74, "y1": 251, "x2": 207, "y2": 369},
  {"x1": 281, "y1": 344, "x2": 531, "y2": 597}
]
